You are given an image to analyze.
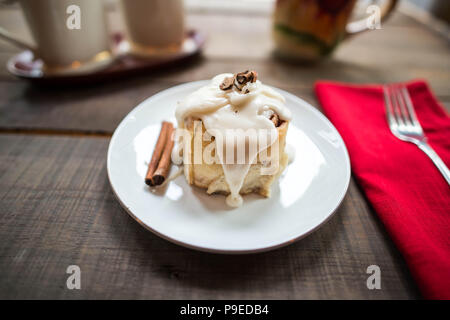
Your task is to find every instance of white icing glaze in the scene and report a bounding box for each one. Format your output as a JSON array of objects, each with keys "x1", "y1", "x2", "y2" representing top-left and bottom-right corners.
[{"x1": 176, "y1": 73, "x2": 292, "y2": 207}]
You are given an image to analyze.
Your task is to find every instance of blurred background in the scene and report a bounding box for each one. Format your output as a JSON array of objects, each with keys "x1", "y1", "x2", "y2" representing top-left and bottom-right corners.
[
  {"x1": 1, "y1": 0, "x2": 449, "y2": 45},
  {"x1": 0, "y1": 0, "x2": 448, "y2": 129}
]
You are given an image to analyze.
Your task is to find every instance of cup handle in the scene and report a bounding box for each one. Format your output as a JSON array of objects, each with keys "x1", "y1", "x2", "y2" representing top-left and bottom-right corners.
[
  {"x1": 0, "y1": 26, "x2": 37, "y2": 54},
  {"x1": 345, "y1": 0, "x2": 398, "y2": 37}
]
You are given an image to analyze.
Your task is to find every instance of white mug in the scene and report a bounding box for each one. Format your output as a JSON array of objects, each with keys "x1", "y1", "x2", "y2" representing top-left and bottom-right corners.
[
  {"x1": 0, "y1": 0, "x2": 113, "y2": 74},
  {"x1": 120, "y1": 0, "x2": 185, "y2": 56}
]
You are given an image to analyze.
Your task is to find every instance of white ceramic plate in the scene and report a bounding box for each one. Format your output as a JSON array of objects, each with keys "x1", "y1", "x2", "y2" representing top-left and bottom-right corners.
[{"x1": 107, "y1": 81, "x2": 350, "y2": 254}]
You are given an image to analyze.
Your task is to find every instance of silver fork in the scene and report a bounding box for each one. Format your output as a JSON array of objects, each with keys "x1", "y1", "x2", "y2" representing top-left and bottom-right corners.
[{"x1": 383, "y1": 84, "x2": 450, "y2": 185}]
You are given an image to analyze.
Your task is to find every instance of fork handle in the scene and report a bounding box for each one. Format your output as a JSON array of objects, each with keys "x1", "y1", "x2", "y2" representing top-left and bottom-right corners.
[{"x1": 417, "y1": 141, "x2": 450, "y2": 185}]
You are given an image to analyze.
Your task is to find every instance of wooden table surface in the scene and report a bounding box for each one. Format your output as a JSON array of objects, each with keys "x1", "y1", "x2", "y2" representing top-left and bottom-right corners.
[{"x1": 0, "y1": 5, "x2": 449, "y2": 299}]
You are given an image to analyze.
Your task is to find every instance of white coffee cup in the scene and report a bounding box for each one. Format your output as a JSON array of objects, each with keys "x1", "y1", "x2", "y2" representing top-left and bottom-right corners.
[
  {"x1": 0, "y1": 0, "x2": 113, "y2": 74},
  {"x1": 120, "y1": 0, "x2": 185, "y2": 56}
]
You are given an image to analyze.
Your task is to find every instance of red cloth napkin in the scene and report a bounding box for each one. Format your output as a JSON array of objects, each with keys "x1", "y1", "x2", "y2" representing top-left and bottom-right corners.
[{"x1": 315, "y1": 80, "x2": 450, "y2": 299}]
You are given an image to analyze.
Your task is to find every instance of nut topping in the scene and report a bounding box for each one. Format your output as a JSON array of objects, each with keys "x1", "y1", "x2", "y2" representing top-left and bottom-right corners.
[
  {"x1": 219, "y1": 70, "x2": 258, "y2": 92},
  {"x1": 219, "y1": 76, "x2": 234, "y2": 90}
]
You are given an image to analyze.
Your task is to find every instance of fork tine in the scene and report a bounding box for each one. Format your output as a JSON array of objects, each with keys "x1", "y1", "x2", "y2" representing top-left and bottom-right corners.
[
  {"x1": 383, "y1": 85, "x2": 397, "y2": 128},
  {"x1": 401, "y1": 85, "x2": 422, "y2": 131},
  {"x1": 393, "y1": 84, "x2": 413, "y2": 127},
  {"x1": 389, "y1": 84, "x2": 406, "y2": 127},
  {"x1": 383, "y1": 86, "x2": 448, "y2": 184}
]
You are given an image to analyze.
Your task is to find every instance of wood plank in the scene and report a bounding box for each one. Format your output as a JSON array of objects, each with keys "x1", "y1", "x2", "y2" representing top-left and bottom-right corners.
[
  {"x1": 0, "y1": 9, "x2": 448, "y2": 132},
  {"x1": 0, "y1": 78, "x2": 185, "y2": 133},
  {"x1": 0, "y1": 58, "x2": 448, "y2": 134},
  {"x1": 1, "y1": 10, "x2": 450, "y2": 130},
  {"x1": 0, "y1": 71, "x2": 317, "y2": 133},
  {"x1": 1, "y1": 10, "x2": 449, "y2": 76},
  {"x1": 0, "y1": 134, "x2": 420, "y2": 299}
]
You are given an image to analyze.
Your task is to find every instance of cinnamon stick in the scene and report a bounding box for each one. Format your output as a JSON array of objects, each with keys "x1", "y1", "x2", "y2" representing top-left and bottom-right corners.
[
  {"x1": 145, "y1": 121, "x2": 174, "y2": 186},
  {"x1": 152, "y1": 125, "x2": 175, "y2": 186}
]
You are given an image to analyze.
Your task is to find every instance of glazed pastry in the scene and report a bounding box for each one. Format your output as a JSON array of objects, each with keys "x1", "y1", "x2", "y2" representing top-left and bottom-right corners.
[{"x1": 174, "y1": 71, "x2": 292, "y2": 207}]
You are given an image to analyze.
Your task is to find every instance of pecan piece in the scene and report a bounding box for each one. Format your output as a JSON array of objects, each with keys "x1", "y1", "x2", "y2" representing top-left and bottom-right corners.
[
  {"x1": 234, "y1": 70, "x2": 258, "y2": 91},
  {"x1": 219, "y1": 76, "x2": 235, "y2": 90},
  {"x1": 220, "y1": 70, "x2": 258, "y2": 92}
]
